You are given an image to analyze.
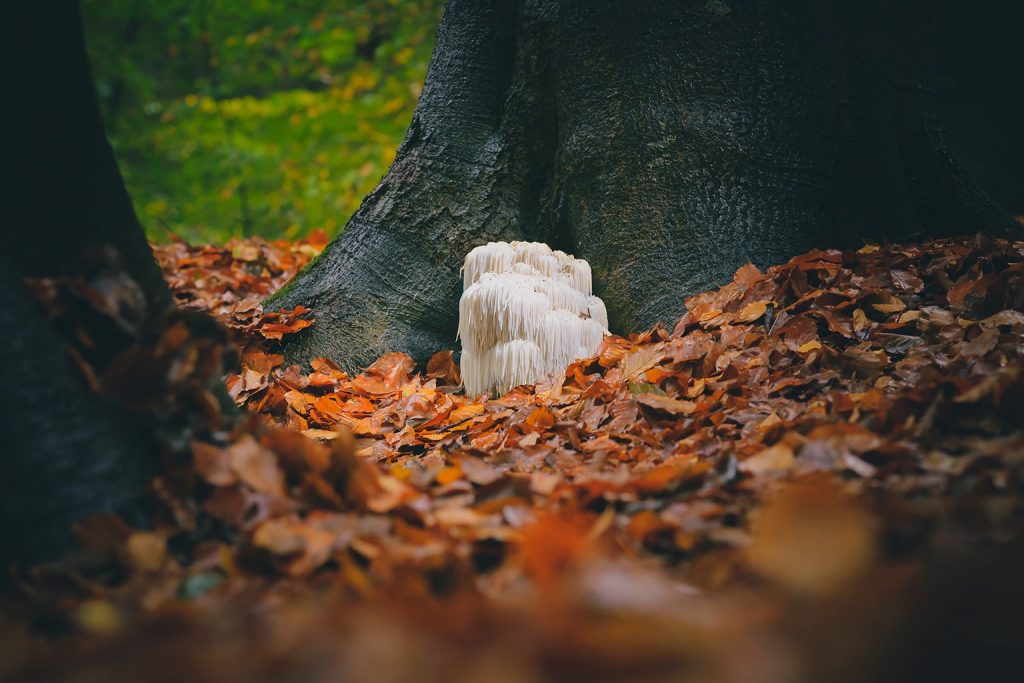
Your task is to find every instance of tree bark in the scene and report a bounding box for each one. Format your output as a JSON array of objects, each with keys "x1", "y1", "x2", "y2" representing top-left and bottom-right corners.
[
  {"x1": 928, "y1": 0, "x2": 1024, "y2": 216},
  {"x1": 0, "y1": 1, "x2": 171, "y2": 566},
  {"x1": 269, "y1": 0, "x2": 548, "y2": 369},
  {"x1": 272, "y1": 0, "x2": 1016, "y2": 372},
  {"x1": 2, "y1": 1, "x2": 171, "y2": 313},
  {"x1": 0, "y1": 267, "x2": 156, "y2": 567}
]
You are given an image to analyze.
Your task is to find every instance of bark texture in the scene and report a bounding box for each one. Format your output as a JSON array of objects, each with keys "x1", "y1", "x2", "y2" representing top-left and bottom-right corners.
[
  {"x1": 270, "y1": 0, "x2": 550, "y2": 368},
  {"x1": 2, "y1": 1, "x2": 171, "y2": 313},
  {"x1": 0, "y1": 1, "x2": 170, "y2": 566},
  {"x1": 273, "y1": 0, "x2": 1016, "y2": 372},
  {"x1": 930, "y1": 0, "x2": 1024, "y2": 215}
]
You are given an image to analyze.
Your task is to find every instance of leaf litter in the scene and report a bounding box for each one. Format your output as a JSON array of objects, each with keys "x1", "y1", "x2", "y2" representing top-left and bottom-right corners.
[{"x1": 4, "y1": 233, "x2": 1024, "y2": 682}]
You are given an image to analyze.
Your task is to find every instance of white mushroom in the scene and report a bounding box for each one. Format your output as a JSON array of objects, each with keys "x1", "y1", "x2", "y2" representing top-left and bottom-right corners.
[{"x1": 458, "y1": 241, "x2": 609, "y2": 396}]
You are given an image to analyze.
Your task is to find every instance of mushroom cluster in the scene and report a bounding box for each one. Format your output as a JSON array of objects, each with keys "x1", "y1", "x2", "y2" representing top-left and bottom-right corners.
[{"x1": 458, "y1": 241, "x2": 609, "y2": 396}]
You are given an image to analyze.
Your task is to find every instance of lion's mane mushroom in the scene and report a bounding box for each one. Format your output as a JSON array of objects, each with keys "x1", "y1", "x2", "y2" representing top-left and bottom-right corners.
[{"x1": 458, "y1": 242, "x2": 609, "y2": 396}]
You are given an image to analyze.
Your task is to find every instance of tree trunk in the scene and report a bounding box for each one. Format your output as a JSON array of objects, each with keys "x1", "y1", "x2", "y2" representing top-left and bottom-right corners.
[
  {"x1": 929, "y1": 0, "x2": 1024, "y2": 216},
  {"x1": 2, "y1": 2, "x2": 170, "y2": 310},
  {"x1": 0, "y1": 267, "x2": 157, "y2": 567},
  {"x1": 272, "y1": 0, "x2": 1016, "y2": 372},
  {"x1": 0, "y1": 1, "x2": 171, "y2": 566}
]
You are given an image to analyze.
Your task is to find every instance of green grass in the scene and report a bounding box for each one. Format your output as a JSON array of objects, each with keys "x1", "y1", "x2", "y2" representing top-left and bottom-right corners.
[{"x1": 83, "y1": 0, "x2": 442, "y2": 243}]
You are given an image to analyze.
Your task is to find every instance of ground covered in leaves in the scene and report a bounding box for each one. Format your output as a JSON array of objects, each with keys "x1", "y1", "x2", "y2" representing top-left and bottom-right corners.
[{"x1": 4, "y1": 234, "x2": 1024, "y2": 682}]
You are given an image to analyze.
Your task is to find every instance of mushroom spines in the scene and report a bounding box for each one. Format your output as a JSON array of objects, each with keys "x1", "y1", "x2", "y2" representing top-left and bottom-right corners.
[
  {"x1": 586, "y1": 296, "x2": 609, "y2": 329},
  {"x1": 458, "y1": 241, "x2": 610, "y2": 396}
]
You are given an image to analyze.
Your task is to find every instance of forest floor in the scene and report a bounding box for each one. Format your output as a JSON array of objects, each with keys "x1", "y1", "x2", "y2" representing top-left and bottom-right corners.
[{"x1": 4, "y1": 233, "x2": 1024, "y2": 682}]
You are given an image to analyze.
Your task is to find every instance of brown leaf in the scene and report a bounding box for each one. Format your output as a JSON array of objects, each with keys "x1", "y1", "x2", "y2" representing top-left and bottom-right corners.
[
  {"x1": 228, "y1": 435, "x2": 286, "y2": 496},
  {"x1": 120, "y1": 532, "x2": 167, "y2": 574},
  {"x1": 354, "y1": 352, "x2": 415, "y2": 394},
  {"x1": 741, "y1": 443, "x2": 795, "y2": 474},
  {"x1": 426, "y1": 350, "x2": 462, "y2": 386},
  {"x1": 746, "y1": 477, "x2": 876, "y2": 595},
  {"x1": 735, "y1": 300, "x2": 769, "y2": 323},
  {"x1": 192, "y1": 441, "x2": 237, "y2": 486},
  {"x1": 635, "y1": 393, "x2": 697, "y2": 415}
]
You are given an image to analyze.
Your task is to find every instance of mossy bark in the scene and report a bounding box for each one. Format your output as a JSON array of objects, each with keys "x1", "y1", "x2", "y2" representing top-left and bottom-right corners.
[{"x1": 272, "y1": 0, "x2": 1015, "y2": 372}]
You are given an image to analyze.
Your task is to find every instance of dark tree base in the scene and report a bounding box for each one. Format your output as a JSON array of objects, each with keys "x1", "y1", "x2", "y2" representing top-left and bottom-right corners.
[
  {"x1": 273, "y1": 0, "x2": 1016, "y2": 372},
  {"x1": 0, "y1": 266, "x2": 155, "y2": 567},
  {"x1": 1, "y1": 1, "x2": 172, "y2": 567}
]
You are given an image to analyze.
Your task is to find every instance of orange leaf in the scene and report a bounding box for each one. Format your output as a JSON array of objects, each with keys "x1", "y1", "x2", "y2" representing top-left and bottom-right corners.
[{"x1": 634, "y1": 393, "x2": 697, "y2": 415}]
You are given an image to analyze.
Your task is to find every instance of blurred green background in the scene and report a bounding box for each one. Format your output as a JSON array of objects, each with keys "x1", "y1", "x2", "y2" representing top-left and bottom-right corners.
[{"x1": 82, "y1": 0, "x2": 443, "y2": 243}]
